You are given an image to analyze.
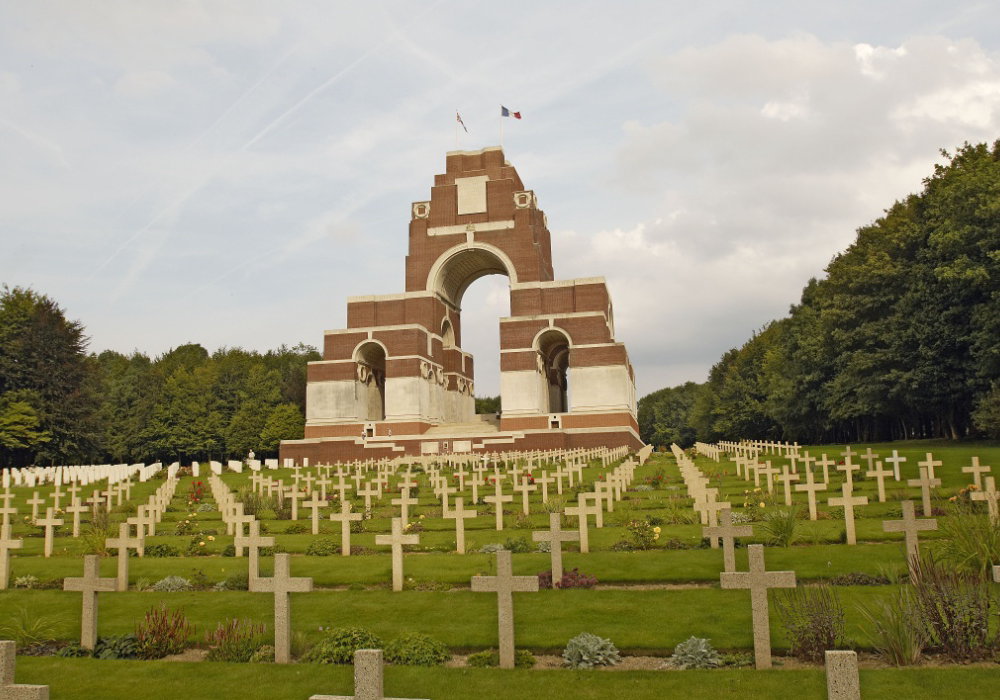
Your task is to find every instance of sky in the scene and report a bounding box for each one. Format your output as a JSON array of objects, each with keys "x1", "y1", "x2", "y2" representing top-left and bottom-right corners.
[{"x1": 2, "y1": 1, "x2": 1000, "y2": 399}]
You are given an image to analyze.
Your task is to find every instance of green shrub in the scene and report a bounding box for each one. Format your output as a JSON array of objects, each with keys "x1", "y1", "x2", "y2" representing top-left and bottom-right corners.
[
  {"x1": 761, "y1": 508, "x2": 800, "y2": 547},
  {"x1": 145, "y1": 544, "x2": 181, "y2": 558},
  {"x1": 135, "y1": 604, "x2": 194, "y2": 660},
  {"x1": 205, "y1": 618, "x2": 267, "y2": 662},
  {"x1": 937, "y1": 511, "x2": 1000, "y2": 578},
  {"x1": 466, "y1": 649, "x2": 535, "y2": 668},
  {"x1": 304, "y1": 628, "x2": 383, "y2": 664},
  {"x1": 218, "y1": 572, "x2": 250, "y2": 591},
  {"x1": 384, "y1": 633, "x2": 449, "y2": 666},
  {"x1": 562, "y1": 632, "x2": 621, "y2": 669},
  {"x1": 284, "y1": 522, "x2": 309, "y2": 535},
  {"x1": 670, "y1": 636, "x2": 722, "y2": 669},
  {"x1": 306, "y1": 538, "x2": 339, "y2": 556},
  {"x1": 0, "y1": 606, "x2": 64, "y2": 647},
  {"x1": 502, "y1": 536, "x2": 531, "y2": 553},
  {"x1": 12, "y1": 575, "x2": 38, "y2": 589},
  {"x1": 93, "y1": 633, "x2": 140, "y2": 660},
  {"x1": 912, "y1": 554, "x2": 995, "y2": 661},
  {"x1": 152, "y1": 575, "x2": 193, "y2": 592},
  {"x1": 773, "y1": 585, "x2": 846, "y2": 662},
  {"x1": 859, "y1": 588, "x2": 927, "y2": 666}
]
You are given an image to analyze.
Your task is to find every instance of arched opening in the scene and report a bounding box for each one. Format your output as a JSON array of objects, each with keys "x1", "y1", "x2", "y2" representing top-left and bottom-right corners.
[
  {"x1": 460, "y1": 275, "x2": 510, "y2": 415},
  {"x1": 536, "y1": 329, "x2": 571, "y2": 414},
  {"x1": 441, "y1": 319, "x2": 456, "y2": 349},
  {"x1": 426, "y1": 243, "x2": 517, "y2": 307},
  {"x1": 354, "y1": 341, "x2": 386, "y2": 422}
]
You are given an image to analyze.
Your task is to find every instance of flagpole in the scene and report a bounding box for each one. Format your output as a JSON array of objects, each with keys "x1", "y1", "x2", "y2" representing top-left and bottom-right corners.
[
  {"x1": 456, "y1": 109, "x2": 459, "y2": 150},
  {"x1": 500, "y1": 107, "x2": 504, "y2": 151}
]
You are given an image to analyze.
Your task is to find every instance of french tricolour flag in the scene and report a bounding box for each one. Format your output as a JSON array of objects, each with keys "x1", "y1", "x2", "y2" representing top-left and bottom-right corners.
[{"x1": 501, "y1": 105, "x2": 521, "y2": 119}]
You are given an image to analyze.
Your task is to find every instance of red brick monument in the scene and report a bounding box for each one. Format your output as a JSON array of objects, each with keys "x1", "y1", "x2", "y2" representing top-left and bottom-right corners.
[{"x1": 280, "y1": 147, "x2": 640, "y2": 463}]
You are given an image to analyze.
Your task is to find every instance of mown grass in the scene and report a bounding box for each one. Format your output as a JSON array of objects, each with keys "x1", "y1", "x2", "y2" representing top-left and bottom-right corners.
[{"x1": 14, "y1": 657, "x2": 1000, "y2": 700}]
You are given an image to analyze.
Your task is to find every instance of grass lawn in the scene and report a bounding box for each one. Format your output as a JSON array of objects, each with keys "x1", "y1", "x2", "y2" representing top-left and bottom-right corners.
[
  {"x1": 13, "y1": 657, "x2": 1000, "y2": 700},
  {"x1": 3, "y1": 444, "x2": 1000, "y2": 698}
]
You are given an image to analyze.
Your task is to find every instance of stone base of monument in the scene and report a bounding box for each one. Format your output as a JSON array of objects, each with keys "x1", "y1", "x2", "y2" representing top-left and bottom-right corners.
[{"x1": 281, "y1": 418, "x2": 640, "y2": 464}]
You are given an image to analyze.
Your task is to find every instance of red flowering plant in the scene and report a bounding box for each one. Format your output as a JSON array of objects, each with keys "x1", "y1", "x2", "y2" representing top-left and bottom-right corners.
[{"x1": 187, "y1": 480, "x2": 205, "y2": 505}]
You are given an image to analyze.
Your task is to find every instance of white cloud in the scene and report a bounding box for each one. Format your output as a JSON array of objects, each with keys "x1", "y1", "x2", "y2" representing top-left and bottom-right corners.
[{"x1": 115, "y1": 70, "x2": 175, "y2": 97}]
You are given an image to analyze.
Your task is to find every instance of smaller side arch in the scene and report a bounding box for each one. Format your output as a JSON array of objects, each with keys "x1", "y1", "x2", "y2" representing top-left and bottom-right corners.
[
  {"x1": 533, "y1": 327, "x2": 572, "y2": 414},
  {"x1": 352, "y1": 340, "x2": 387, "y2": 422}
]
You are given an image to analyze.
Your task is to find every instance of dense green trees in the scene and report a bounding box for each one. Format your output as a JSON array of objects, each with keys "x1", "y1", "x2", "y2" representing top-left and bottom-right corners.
[
  {"x1": 0, "y1": 286, "x2": 320, "y2": 466},
  {"x1": 640, "y1": 140, "x2": 1000, "y2": 447}
]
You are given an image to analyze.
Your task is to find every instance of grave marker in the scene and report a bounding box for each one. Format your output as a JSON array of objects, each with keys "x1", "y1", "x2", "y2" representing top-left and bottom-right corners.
[
  {"x1": 825, "y1": 650, "x2": 861, "y2": 700},
  {"x1": 330, "y1": 501, "x2": 363, "y2": 556},
  {"x1": 907, "y1": 466, "x2": 941, "y2": 517},
  {"x1": 532, "y1": 512, "x2": 579, "y2": 583},
  {"x1": 719, "y1": 544, "x2": 796, "y2": 669},
  {"x1": 0, "y1": 530, "x2": 23, "y2": 590},
  {"x1": 882, "y1": 500, "x2": 936, "y2": 583},
  {"x1": 483, "y1": 480, "x2": 513, "y2": 531},
  {"x1": 866, "y1": 460, "x2": 894, "y2": 503},
  {"x1": 309, "y1": 649, "x2": 428, "y2": 700},
  {"x1": 703, "y1": 508, "x2": 752, "y2": 573},
  {"x1": 36, "y1": 507, "x2": 63, "y2": 558},
  {"x1": 962, "y1": 457, "x2": 991, "y2": 490},
  {"x1": 470, "y1": 550, "x2": 539, "y2": 669},
  {"x1": 971, "y1": 476, "x2": 1000, "y2": 524},
  {"x1": 828, "y1": 483, "x2": 868, "y2": 546},
  {"x1": 375, "y1": 518, "x2": 419, "y2": 591},
  {"x1": 249, "y1": 553, "x2": 312, "y2": 664},
  {"x1": 104, "y1": 523, "x2": 142, "y2": 591},
  {"x1": 63, "y1": 554, "x2": 117, "y2": 649},
  {"x1": 0, "y1": 641, "x2": 49, "y2": 700},
  {"x1": 445, "y1": 497, "x2": 477, "y2": 554}
]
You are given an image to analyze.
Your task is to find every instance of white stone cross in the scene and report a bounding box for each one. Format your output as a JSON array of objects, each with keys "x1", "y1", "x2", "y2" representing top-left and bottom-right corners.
[
  {"x1": 391, "y1": 484, "x2": 418, "y2": 527},
  {"x1": 249, "y1": 553, "x2": 312, "y2": 664},
  {"x1": 0, "y1": 529, "x2": 23, "y2": 590},
  {"x1": 26, "y1": 492, "x2": 46, "y2": 521},
  {"x1": 534, "y1": 471, "x2": 555, "y2": 503},
  {"x1": 235, "y1": 519, "x2": 274, "y2": 583},
  {"x1": 971, "y1": 476, "x2": 1000, "y2": 524},
  {"x1": 828, "y1": 483, "x2": 868, "y2": 546},
  {"x1": 703, "y1": 508, "x2": 753, "y2": 572},
  {"x1": 483, "y1": 479, "x2": 513, "y2": 531},
  {"x1": 511, "y1": 476, "x2": 536, "y2": 515},
  {"x1": 885, "y1": 449, "x2": 906, "y2": 481},
  {"x1": 330, "y1": 501, "x2": 363, "y2": 556},
  {"x1": 357, "y1": 482, "x2": 380, "y2": 515},
  {"x1": 917, "y1": 453, "x2": 942, "y2": 481},
  {"x1": 470, "y1": 550, "x2": 539, "y2": 669},
  {"x1": 859, "y1": 447, "x2": 879, "y2": 472},
  {"x1": 303, "y1": 492, "x2": 327, "y2": 535},
  {"x1": 719, "y1": 544, "x2": 796, "y2": 669},
  {"x1": 286, "y1": 488, "x2": 305, "y2": 521},
  {"x1": 532, "y1": 512, "x2": 580, "y2": 583},
  {"x1": 794, "y1": 466, "x2": 826, "y2": 521},
  {"x1": 777, "y1": 464, "x2": 799, "y2": 506},
  {"x1": 815, "y1": 453, "x2": 834, "y2": 485},
  {"x1": 64, "y1": 498, "x2": 87, "y2": 539},
  {"x1": 757, "y1": 461, "x2": 779, "y2": 493},
  {"x1": 962, "y1": 456, "x2": 991, "y2": 490},
  {"x1": 882, "y1": 500, "x2": 936, "y2": 582},
  {"x1": 445, "y1": 497, "x2": 477, "y2": 554},
  {"x1": 699, "y1": 496, "x2": 732, "y2": 549},
  {"x1": 865, "y1": 460, "x2": 894, "y2": 503},
  {"x1": 375, "y1": 518, "x2": 419, "y2": 591},
  {"x1": 564, "y1": 494, "x2": 601, "y2": 554},
  {"x1": 907, "y1": 466, "x2": 941, "y2": 517},
  {"x1": 36, "y1": 507, "x2": 63, "y2": 558},
  {"x1": 309, "y1": 649, "x2": 428, "y2": 700},
  {"x1": 63, "y1": 554, "x2": 117, "y2": 649},
  {"x1": 105, "y1": 523, "x2": 143, "y2": 591},
  {"x1": 825, "y1": 650, "x2": 861, "y2": 700},
  {"x1": 0, "y1": 493, "x2": 15, "y2": 538},
  {"x1": 0, "y1": 641, "x2": 49, "y2": 700}
]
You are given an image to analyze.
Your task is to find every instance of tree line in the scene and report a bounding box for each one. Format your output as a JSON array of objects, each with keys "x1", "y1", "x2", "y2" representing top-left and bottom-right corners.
[
  {"x1": 0, "y1": 285, "x2": 320, "y2": 467},
  {"x1": 640, "y1": 140, "x2": 1000, "y2": 448}
]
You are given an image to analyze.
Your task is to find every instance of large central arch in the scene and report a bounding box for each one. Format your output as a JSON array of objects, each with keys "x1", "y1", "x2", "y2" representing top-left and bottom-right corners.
[
  {"x1": 426, "y1": 243, "x2": 518, "y2": 309},
  {"x1": 286, "y1": 146, "x2": 640, "y2": 463}
]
